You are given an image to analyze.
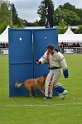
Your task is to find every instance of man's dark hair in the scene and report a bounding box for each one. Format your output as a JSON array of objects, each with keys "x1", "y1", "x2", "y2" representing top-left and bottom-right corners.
[{"x1": 47, "y1": 44, "x2": 55, "y2": 50}]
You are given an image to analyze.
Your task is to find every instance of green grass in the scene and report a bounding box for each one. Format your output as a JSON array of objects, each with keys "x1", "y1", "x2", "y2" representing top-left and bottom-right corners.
[{"x1": 0, "y1": 54, "x2": 82, "y2": 124}]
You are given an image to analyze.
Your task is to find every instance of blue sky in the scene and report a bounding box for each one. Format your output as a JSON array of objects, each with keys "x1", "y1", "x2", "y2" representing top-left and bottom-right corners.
[{"x1": 9, "y1": 0, "x2": 82, "y2": 22}]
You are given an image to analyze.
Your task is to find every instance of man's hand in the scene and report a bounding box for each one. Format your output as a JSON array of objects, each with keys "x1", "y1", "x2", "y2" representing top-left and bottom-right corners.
[
  {"x1": 63, "y1": 69, "x2": 69, "y2": 78},
  {"x1": 36, "y1": 60, "x2": 41, "y2": 64}
]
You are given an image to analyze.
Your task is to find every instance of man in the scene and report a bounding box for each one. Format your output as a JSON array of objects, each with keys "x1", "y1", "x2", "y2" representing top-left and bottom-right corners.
[{"x1": 36, "y1": 44, "x2": 69, "y2": 99}]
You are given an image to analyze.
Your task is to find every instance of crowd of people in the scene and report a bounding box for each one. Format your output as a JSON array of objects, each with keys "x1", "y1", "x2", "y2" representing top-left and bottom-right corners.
[
  {"x1": 0, "y1": 42, "x2": 8, "y2": 48},
  {"x1": 0, "y1": 41, "x2": 82, "y2": 54},
  {"x1": 59, "y1": 41, "x2": 81, "y2": 48},
  {"x1": 59, "y1": 42, "x2": 82, "y2": 54}
]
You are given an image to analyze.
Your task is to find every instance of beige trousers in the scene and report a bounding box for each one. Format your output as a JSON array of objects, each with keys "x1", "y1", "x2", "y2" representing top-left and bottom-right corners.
[{"x1": 45, "y1": 69, "x2": 62, "y2": 97}]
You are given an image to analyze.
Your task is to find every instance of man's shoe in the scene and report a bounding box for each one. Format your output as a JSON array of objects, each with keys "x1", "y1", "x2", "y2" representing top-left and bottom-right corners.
[
  {"x1": 44, "y1": 96, "x2": 52, "y2": 99},
  {"x1": 62, "y1": 90, "x2": 67, "y2": 99}
]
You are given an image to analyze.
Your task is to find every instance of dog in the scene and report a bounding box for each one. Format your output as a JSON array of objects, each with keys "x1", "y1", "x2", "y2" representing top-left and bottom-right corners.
[{"x1": 15, "y1": 75, "x2": 47, "y2": 97}]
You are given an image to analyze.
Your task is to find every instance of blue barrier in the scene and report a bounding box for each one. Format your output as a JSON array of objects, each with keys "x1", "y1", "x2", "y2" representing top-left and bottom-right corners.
[{"x1": 8, "y1": 28, "x2": 58, "y2": 97}]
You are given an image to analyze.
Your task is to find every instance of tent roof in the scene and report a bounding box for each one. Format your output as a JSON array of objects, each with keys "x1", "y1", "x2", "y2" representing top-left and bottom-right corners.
[
  {"x1": 58, "y1": 34, "x2": 82, "y2": 43},
  {"x1": 0, "y1": 25, "x2": 10, "y2": 43},
  {"x1": 64, "y1": 27, "x2": 74, "y2": 34},
  {"x1": 58, "y1": 27, "x2": 82, "y2": 43}
]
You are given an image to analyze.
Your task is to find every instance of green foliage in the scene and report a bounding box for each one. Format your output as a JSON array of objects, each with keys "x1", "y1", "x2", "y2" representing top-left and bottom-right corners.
[
  {"x1": 11, "y1": 4, "x2": 18, "y2": 25},
  {"x1": 0, "y1": 21, "x2": 8, "y2": 34},
  {"x1": 0, "y1": 0, "x2": 28, "y2": 32},
  {"x1": 54, "y1": 9, "x2": 80, "y2": 26},
  {"x1": 0, "y1": 1, "x2": 9, "y2": 34},
  {"x1": 54, "y1": 3, "x2": 81, "y2": 26},
  {"x1": 37, "y1": 1, "x2": 82, "y2": 32},
  {"x1": 37, "y1": 0, "x2": 54, "y2": 26},
  {"x1": 0, "y1": 54, "x2": 82, "y2": 124},
  {"x1": 58, "y1": 2, "x2": 76, "y2": 11},
  {"x1": 58, "y1": 19, "x2": 68, "y2": 34},
  {"x1": 75, "y1": 8, "x2": 82, "y2": 24},
  {"x1": 0, "y1": 2, "x2": 10, "y2": 24},
  {"x1": 1, "y1": 0, "x2": 82, "y2": 33},
  {"x1": 75, "y1": 25, "x2": 82, "y2": 34},
  {"x1": 33, "y1": 20, "x2": 39, "y2": 26}
]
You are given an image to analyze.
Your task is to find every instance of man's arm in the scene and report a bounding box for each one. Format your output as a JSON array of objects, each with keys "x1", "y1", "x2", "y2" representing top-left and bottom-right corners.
[{"x1": 36, "y1": 51, "x2": 47, "y2": 64}]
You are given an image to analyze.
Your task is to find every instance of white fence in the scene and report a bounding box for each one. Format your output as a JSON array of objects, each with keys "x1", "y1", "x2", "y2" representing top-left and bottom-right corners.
[
  {"x1": 0, "y1": 47, "x2": 82, "y2": 54},
  {"x1": 59, "y1": 47, "x2": 82, "y2": 54},
  {"x1": 0, "y1": 48, "x2": 8, "y2": 54}
]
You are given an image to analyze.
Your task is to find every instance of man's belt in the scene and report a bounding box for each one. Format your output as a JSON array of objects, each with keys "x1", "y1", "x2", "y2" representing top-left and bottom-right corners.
[{"x1": 49, "y1": 67, "x2": 61, "y2": 70}]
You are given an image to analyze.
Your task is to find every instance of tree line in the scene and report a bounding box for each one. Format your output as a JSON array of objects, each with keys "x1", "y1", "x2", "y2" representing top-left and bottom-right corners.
[{"x1": 0, "y1": 0, "x2": 82, "y2": 34}]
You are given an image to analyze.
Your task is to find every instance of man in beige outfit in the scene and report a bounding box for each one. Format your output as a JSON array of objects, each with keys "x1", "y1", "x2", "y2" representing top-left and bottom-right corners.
[{"x1": 36, "y1": 44, "x2": 69, "y2": 99}]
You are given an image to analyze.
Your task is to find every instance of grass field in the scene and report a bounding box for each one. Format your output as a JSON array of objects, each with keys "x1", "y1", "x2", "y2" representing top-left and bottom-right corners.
[{"x1": 0, "y1": 54, "x2": 82, "y2": 124}]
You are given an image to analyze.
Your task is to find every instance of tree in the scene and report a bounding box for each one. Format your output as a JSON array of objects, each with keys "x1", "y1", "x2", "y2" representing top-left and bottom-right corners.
[
  {"x1": 0, "y1": 1, "x2": 10, "y2": 34},
  {"x1": 0, "y1": 0, "x2": 4, "y2": 7},
  {"x1": 58, "y1": 19, "x2": 68, "y2": 34},
  {"x1": 33, "y1": 20, "x2": 39, "y2": 26},
  {"x1": 57, "y1": 2, "x2": 76, "y2": 12},
  {"x1": 75, "y1": 8, "x2": 82, "y2": 25},
  {"x1": 75, "y1": 25, "x2": 82, "y2": 34},
  {"x1": 10, "y1": 4, "x2": 18, "y2": 25},
  {"x1": 0, "y1": 2, "x2": 10, "y2": 24},
  {"x1": 54, "y1": 2, "x2": 81, "y2": 26},
  {"x1": 37, "y1": 0, "x2": 54, "y2": 26}
]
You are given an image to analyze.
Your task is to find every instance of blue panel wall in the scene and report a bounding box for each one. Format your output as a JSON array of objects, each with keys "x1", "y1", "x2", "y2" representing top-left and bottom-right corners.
[
  {"x1": 33, "y1": 28, "x2": 58, "y2": 78},
  {"x1": 9, "y1": 28, "x2": 58, "y2": 97},
  {"x1": 33, "y1": 28, "x2": 58, "y2": 96},
  {"x1": 9, "y1": 29, "x2": 33, "y2": 97}
]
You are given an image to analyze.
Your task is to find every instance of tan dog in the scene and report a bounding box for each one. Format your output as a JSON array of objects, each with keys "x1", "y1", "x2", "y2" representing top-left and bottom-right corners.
[{"x1": 15, "y1": 75, "x2": 47, "y2": 97}]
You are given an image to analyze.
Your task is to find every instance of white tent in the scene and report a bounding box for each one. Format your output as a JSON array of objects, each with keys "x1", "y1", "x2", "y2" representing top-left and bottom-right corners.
[
  {"x1": 58, "y1": 27, "x2": 82, "y2": 43},
  {"x1": 0, "y1": 25, "x2": 10, "y2": 43},
  {"x1": 58, "y1": 34, "x2": 82, "y2": 43},
  {"x1": 64, "y1": 27, "x2": 74, "y2": 34}
]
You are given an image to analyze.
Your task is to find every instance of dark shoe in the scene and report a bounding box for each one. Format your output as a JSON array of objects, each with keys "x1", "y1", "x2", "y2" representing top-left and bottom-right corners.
[{"x1": 44, "y1": 96, "x2": 52, "y2": 99}]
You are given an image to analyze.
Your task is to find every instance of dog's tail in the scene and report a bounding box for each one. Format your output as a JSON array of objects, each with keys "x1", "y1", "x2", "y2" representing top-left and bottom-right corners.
[{"x1": 15, "y1": 81, "x2": 24, "y2": 88}]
